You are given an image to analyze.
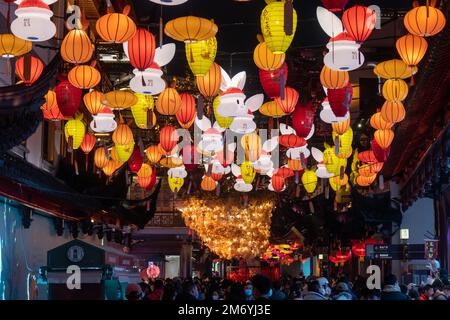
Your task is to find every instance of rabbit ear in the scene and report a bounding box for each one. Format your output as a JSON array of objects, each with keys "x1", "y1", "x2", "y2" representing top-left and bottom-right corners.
[
  {"x1": 223, "y1": 166, "x2": 231, "y2": 175},
  {"x1": 231, "y1": 71, "x2": 246, "y2": 90},
  {"x1": 245, "y1": 94, "x2": 264, "y2": 112},
  {"x1": 262, "y1": 137, "x2": 279, "y2": 153},
  {"x1": 220, "y1": 67, "x2": 232, "y2": 92},
  {"x1": 231, "y1": 163, "x2": 241, "y2": 177},
  {"x1": 213, "y1": 121, "x2": 226, "y2": 133},
  {"x1": 154, "y1": 43, "x2": 176, "y2": 67},
  {"x1": 279, "y1": 123, "x2": 296, "y2": 135},
  {"x1": 316, "y1": 6, "x2": 343, "y2": 38},
  {"x1": 311, "y1": 147, "x2": 324, "y2": 163},
  {"x1": 305, "y1": 124, "x2": 315, "y2": 140},
  {"x1": 195, "y1": 115, "x2": 211, "y2": 131}
]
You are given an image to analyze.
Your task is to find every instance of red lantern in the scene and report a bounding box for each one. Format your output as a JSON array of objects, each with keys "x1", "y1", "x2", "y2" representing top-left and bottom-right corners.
[
  {"x1": 275, "y1": 87, "x2": 299, "y2": 114},
  {"x1": 128, "y1": 146, "x2": 144, "y2": 173},
  {"x1": 159, "y1": 125, "x2": 179, "y2": 153},
  {"x1": 371, "y1": 138, "x2": 390, "y2": 162},
  {"x1": 211, "y1": 172, "x2": 223, "y2": 181},
  {"x1": 271, "y1": 175, "x2": 285, "y2": 192},
  {"x1": 342, "y1": 5, "x2": 377, "y2": 43},
  {"x1": 259, "y1": 62, "x2": 288, "y2": 99},
  {"x1": 352, "y1": 242, "x2": 366, "y2": 261},
  {"x1": 329, "y1": 250, "x2": 352, "y2": 265},
  {"x1": 80, "y1": 133, "x2": 96, "y2": 154},
  {"x1": 358, "y1": 150, "x2": 378, "y2": 163},
  {"x1": 291, "y1": 101, "x2": 315, "y2": 138},
  {"x1": 15, "y1": 54, "x2": 44, "y2": 85},
  {"x1": 274, "y1": 167, "x2": 294, "y2": 178},
  {"x1": 55, "y1": 78, "x2": 82, "y2": 118},
  {"x1": 176, "y1": 93, "x2": 196, "y2": 129},
  {"x1": 182, "y1": 143, "x2": 199, "y2": 172},
  {"x1": 146, "y1": 168, "x2": 157, "y2": 190},
  {"x1": 41, "y1": 104, "x2": 64, "y2": 121},
  {"x1": 321, "y1": 0, "x2": 349, "y2": 12},
  {"x1": 127, "y1": 28, "x2": 156, "y2": 71},
  {"x1": 278, "y1": 134, "x2": 306, "y2": 148},
  {"x1": 327, "y1": 82, "x2": 352, "y2": 117}
]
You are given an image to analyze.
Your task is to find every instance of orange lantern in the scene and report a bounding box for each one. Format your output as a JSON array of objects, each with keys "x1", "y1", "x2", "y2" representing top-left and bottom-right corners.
[
  {"x1": 95, "y1": 5, "x2": 136, "y2": 43},
  {"x1": 164, "y1": 16, "x2": 218, "y2": 43},
  {"x1": 374, "y1": 59, "x2": 417, "y2": 80},
  {"x1": 41, "y1": 104, "x2": 64, "y2": 121},
  {"x1": 103, "y1": 90, "x2": 137, "y2": 110},
  {"x1": 127, "y1": 28, "x2": 156, "y2": 71},
  {"x1": 156, "y1": 87, "x2": 181, "y2": 115},
  {"x1": 102, "y1": 160, "x2": 119, "y2": 176},
  {"x1": 396, "y1": 34, "x2": 428, "y2": 68},
  {"x1": 145, "y1": 145, "x2": 163, "y2": 164},
  {"x1": 253, "y1": 41, "x2": 285, "y2": 71},
  {"x1": 358, "y1": 150, "x2": 378, "y2": 163},
  {"x1": 288, "y1": 159, "x2": 303, "y2": 171},
  {"x1": 275, "y1": 87, "x2": 299, "y2": 114},
  {"x1": 196, "y1": 62, "x2": 222, "y2": 99},
  {"x1": 382, "y1": 79, "x2": 409, "y2": 102},
  {"x1": 94, "y1": 147, "x2": 109, "y2": 169},
  {"x1": 332, "y1": 117, "x2": 351, "y2": 135},
  {"x1": 137, "y1": 163, "x2": 152, "y2": 178},
  {"x1": 68, "y1": 64, "x2": 101, "y2": 89},
  {"x1": 176, "y1": 93, "x2": 196, "y2": 129},
  {"x1": 370, "y1": 112, "x2": 393, "y2": 130},
  {"x1": 331, "y1": 174, "x2": 348, "y2": 186},
  {"x1": 159, "y1": 125, "x2": 179, "y2": 153},
  {"x1": 210, "y1": 172, "x2": 223, "y2": 181},
  {"x1": 201, "y1": 176, "x2": 217, "y2": 191},
  {"x1": 158, "y1": 144, "x2": 178, "y2": 156},
  {"x1": 112, "y1": 123, "x2": 133, "y2": 146},
  {"x1": 404, "y1": 3, "x2": 446, "y2": 37},
  {"x1": 356, "y1": 174, "x2": 377, "y2": 186},
  {"x1": 80, "y1": 133, "x2": 96, "y2": 154},
  {"x1": 41, "y1": 90, "x2": 57, "y2": 111},
  {"x1": 60, "y1": 29, "x2": 94, "y2": 64},
  {"x1": 271, "y1": 175, "x2": 285, "y2": 193},
  {"x1": 320, "y1": 65, "x2": 349, "y2": 89},
  {"x1": 381, "y1": 101, "x2": 406, "y2": 123},
  {"x1": 374, "y1": 129, "x2": 394, "y2": 149},
  {"x1": 259, "y1": 101, "x2": 285, "y2": 118},
  {"x1": 15, "y1": 54, "x2": 44, "y2": 85},
  {"x1": 83, "y1": 90, "x2": 104, "y2": 115},
  {"x1": 274, "y1": 167, "x2": 294, "y2": 178},
  {"x1": 342, "y1": 5, "x2": 377, "y2": 43},
  {"x1": 137, "y1": 175, "x2": 152, "y2": 189},
  {"x1": 358, "y1": 162, "x2": 383, "y2": 177}
]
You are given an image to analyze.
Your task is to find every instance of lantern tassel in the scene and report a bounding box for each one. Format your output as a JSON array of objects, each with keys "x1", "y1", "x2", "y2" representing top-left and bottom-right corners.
[
  {"x1": 197, "y1": 96, "x2": 204, "y2": 119},
  {"x1": 295, "y1": 184, "x2": 300, "y2": 198},
  {"x1": 284, "y1": 0, "x2": 294, "y2": 36},
  {"x1": 5, "y1": 58, "x2": 10, "y2": 77},
  {"x1": 85, "y1": 154, "x2": 88, "y2": 171},
  {"x1": 280, "y1": 73, "x2": 285, "y2": 100},
  {"x1": 147, "y1": 110, "x2": 152, "y2": 129},
  {"x1": 190, "y1": 46, "x2": 194, "y2": 63},
  {"x1": 410, "y1": 74, "x2": 414, "y2": 86},
  {"x1": 142, "y1": 74, "x2": 146, "y2": 86}
]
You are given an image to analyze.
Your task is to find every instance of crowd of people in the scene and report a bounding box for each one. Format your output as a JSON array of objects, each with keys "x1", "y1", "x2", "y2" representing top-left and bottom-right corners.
[{"x1": 124, "y1": 271, "x2": 450, "y2": 301}]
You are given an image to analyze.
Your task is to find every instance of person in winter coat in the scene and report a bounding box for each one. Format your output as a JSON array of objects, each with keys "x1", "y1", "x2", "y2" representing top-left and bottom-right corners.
[
  {"x1": 381, "y1": 274, "x2": 410, "y2": 300},
  {"x1": 331, "y1": 283, "x2": 353, "y2": 300},
  {"x1": 431, "y1": 279, "x2": 447, "y2": 300},
  {"x1": 302, "y1": 280, "x2": 329, "y2": 300}
]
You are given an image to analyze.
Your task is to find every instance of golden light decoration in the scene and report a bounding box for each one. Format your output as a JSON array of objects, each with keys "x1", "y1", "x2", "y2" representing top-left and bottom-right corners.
[
  {"x1": 156, "y1": 87, "x2": 182, "y2": 115},
  {"x1": 95, "y1": 5, "x2": 136, "y2": 43},
  {"x1": 180, "y1": 197, "x2": 273, "y2": 259},
  {"x1": 164, "y1": 16, "x2": 218, "y2": 43},
  {"x1": 201, "y1": 176, "x2": 217, "y2": 191},
  {"x1": 374, "y1": 129, "x2": 394, "y2": 149},
  {"x1": 404, "y1": 4, "x2": 446, "y2": 37},
  {"x1": 94, "y1": 147, "x2": 108, "y2": 169},
  {"x1": 374, "y1": 59, "x2": 417, "y2": 80},
  {"x1": 60, "y1": 29, "x2": 94, "y2": 64},
  {"x1": 185, "y1": 36, "x2": 217, "y2": 76},
  {"x1": 83, "y1": 90, "x2": 104, "y2": 115},
  {"x1": 382, "y1": 79, "x2": 409, "y2": 102},
  {"x1": 253, "y1": 40, "x2": 285, "y2": 70},
  {"x1": 131, "y1": 94, "x2": 155, "y2": 129},
  {"x1": 0, "y1": 34, "x2": 31, "y2": 58},
  {"x1": 396, "y1": 34, "x2": 428, "y2": 68},
  {"x1": 103, "y1": 90, "x2": 138, "y2": 110},
  {"x1": 68, "y1": 65, "x2": 101, "y2": 89},
  {"x1": 260, "y1": 0, "x2": 298, "y2": 54},
  {"x1": 145, "y1": 145, "x2": 163, "y2": 164},
  {"x1": 381, "y1": 101, "x2": 406, "y2": 123},
  {"x1": 320, "y1": 65, "x2": 349, "y2": 89},
  {"x1": 259, "y1": 101, "x2": 285, "y2": 118},
  {"x1": 241, "y1": 133, "x2": 261, "y2": 162},
  {"x1": 370, "y1": 112, "x2": 393, "y2": 130},
  {"x1": 302, "y1": 170, "x2": 318, "y2": 194}
]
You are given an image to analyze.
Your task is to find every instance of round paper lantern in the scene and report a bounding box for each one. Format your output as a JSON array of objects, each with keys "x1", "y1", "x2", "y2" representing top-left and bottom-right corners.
[
  {"x1": 137, "y1": 175, "x2": 152, "y2": 189},
  {"x1": 137, "y1": 163, "x2": 152, "y2": 178},
  {"x1": 259, "y1": 62, "x2": 288, "y2": 99},
  {"x1": 358, "y1": 150, "x2": 378, "y2": 163},
  {"x1": 41, "y1": 89, "x2": 57, "y2": 111},
  {"x1": 168, "y1": 176, "x2": 184, "y2": 192},
  {"x1": 156, "y1": 88, "x2": 181, "y2": 115},
  {"x1": 115, "y1": 142, "x2": 134, "y2": 162},
  {"x1": 287, "y1": 159, "x2": 304, "y2": 171},
  {"x1": 159, "y1": 143, "x2": 179, "y2": 156},
  {"x1": 302, "y1": 170, "x2": 318, "y2": 193},
  {"x1": 80, "y1": 133, "x2": 96, "y2": 154},
  {"x1": 241, "y1": 133, "x2": 261, "y2": 162},
  {"x1": 374, "y1": 129, "x2": 394, "y2": 149},
  {"x1": 131, "y1": 94, "x2": 155, "y2": 129},
  {"x1": 103, "y1": 90, "x2": 137, "y2": 110},
  {"x1": 83, "y1": 90, "x2": 104, "y2": 115},
  {"x1": 404, "y1": 5, "x2": 446, "y2": 37},
  {"x1": 41, "y1": 104, "x2": 64, "y2": 121},
  {"x1": 275, "y1": 87, "x2": 299, "y2": 114},
  {"x1": 213, "y1": 96, "x2": 234, "y2": 128},
  {"x1": 185, "y1": 36, "x2": 217, "y2": 76},
  {"x1": 324, "y1": 32, "x2": 364, "y2": 71},
  {"x1": 0, "y1": 34, "x2": 31, "y2": 58},
  {"x1": 103, "y1": 160, "x2": 120, "y2": 176},
  {"x1": 331, "y1": 174, "x2": 348, "y2": 187},
  {"x1": 15, "y1": 54, "x2": 43, "y2": 85},
  {"x1": 259, "y1": 101, "x2": 285, "y2": 118},
  {"x1": 342, "y1": 5, "x2": 377, "y2": 43},
  {"x1": 196, "y1": 62, "x2": 221, "y2": 99},
  {"x1": 176, "y1": 93, "x2": 196, "y2": 129},
  {"x1": 95, "y1": 5, "x2": 136, "y2": 43},
  {"x1": 11, "y1": 0, "x2": 56, "y2": 42},
  {"x1": 145, "y1": 145, "x2": 162, "y2": 164},
  {"x1": 201, "y1": 176, "x2": 217, "y2": 191},
  {"x1": 279, "y1": 134, "x2": 306, "y2": 148},
  {"x1": 396, "y1": 34, "x2": 428, "y2": 68},
  {"x1": 210, "y1": 172, "x2": 223, "y2": 181},
  {"x1": 382, "y1": 79, "x2": 409, "y2": 102},
  {"x1": 358, "y1": 162, "x2": 383, "y2": 177},
  {"x1": 253, "y1": 41, "x2": 285, "y2": 71},
  {"x1": 321, "y1": 0, "x2": 349, "y2": 12},
  {"x1": 271, "y1": 175, "x2": 285, "y2": 193},
  {"x1": 332, "y1": 116, "x2": 351, "y2": 135},
  {"x1": 55, "y1": 78, "x2": 82, "y2": 118},
  {"x1": 370, "y1": 112, "x2": 393, "y2": 130},
  {"x1": 260, "y1": 1, "x2": 298, "y2": 54},
  {"x1": 320, "y1": 65, "x2": 349, "y2": 89},
  {"x1": 159, "y1": 125, "x2": 179, "y2": 153},
  {"x1": 160, "y1": 156, "x2": 183, "y2": 168},
  {"x1": 164, "y1": 16, "x2": 218, "y2": 43},
  {"x1": 372, "y1": 138, "x2": 390, "y2": 162},
  {"x1": 127, "y1": 28, "x2": 156, "y2": 71},
  {"x1": 112, "y1": 123, "x2": 133, "y2": 146},
  {"x1": 64, "y1": 115, "x2": 86, "y2": 150},
  {"x1": 374, "y1": 59, "x2": 417, "y2": 80},
  {"x1": 94, "y1": 147, "x2": 109, "y2": 169},
  {"x1": 128, "y1": 146, "x2": 143, "y2": 173},
  {"x1": 356, "y1": 174, "x2": 377, "y2": 186},
  {"x1": 274, "y1": 167, "x2": 294, "y2": 178},
  {"x1": 68, "y1": 65, "x2": 101, "y2": 89},
  {"x1": 381, "y1": 101, "x2": 405, "y2": 123},
  {"x1": 291, "y1": 101, "x2": 314, "y2": 138},
  {"x1": 327, "y1": 82, "x2": 352, "y2": 117},
  {"x1": 60, "y1": 29, "x2": 94, "y2": 64}
]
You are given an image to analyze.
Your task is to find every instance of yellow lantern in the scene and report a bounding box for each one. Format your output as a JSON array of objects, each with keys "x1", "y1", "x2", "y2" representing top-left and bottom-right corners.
[
  {"x1": 323, "y1": 147, "x2": 347, "y2": 175},
  {"x1": 213, "y1": 96, "x2": 233, "y2": 128},
  {"x1": 241, "y1": 133, "x2": 261, "y2": 162},
  {"x1": 137, "y1": 163, "x2": 152, "y2": 178},
  {"x1": 168, "y1": 176, "x2": 184, "y2": 193},
  {"x1": 331, "y1": 116, "x2": 351, "y2": 135},
  {"x1": 185, "y1": 36, "x2": 217, "y2": 76},
  {"x1": 370, "y1": 112, "x2": 393, "y2": 130},
  {"x1": 0, "y1": 34, "x2": 31, "y2": 58},
  {"x1": 261, "y1": 0, "x2": 298, "y2": 54},
  {"x1": 131, "y1": 94, "x2": 155, "y2": 128},
  {"x1": 404, "y1": 4, "x2": 446, "y2": 37},
  {"x1": 103, "y1": 90, "x2": 138, "y2": 110},
  {"x1": 382, "y1": 79, "x2": 409, "y2": 102},
  {"x1": 333, "y1": 128, "x2": 353, "y2": 157},
  {"x1": 83, "y1": 90, "x2": 104, "y2": 115},
  {"x1": 64, "y1": 114, "x2": 85, "y2": 150},
  {"x1": 374, "y1": 129, "x2": 394, "y2": 149},
  {"x1": 302, "y1": 170, "x2": 317, "y2": 194},
  {"x1": 60, "y1": 29, "x2": 94, "y2": 64},
  {"x1": 374, "y1": 59, "x2": 417, "y2": 80},
  {"x1": 241, "y1": 161, "x2": 256, "y2": 184},
  {"x1": 381, "y1": 101, "x2": 406, "y2": 123},
  {"x1": 145, "y1": 145, "x2": 162, "y2": 164},
  {"x1": 115, "y1": 142, "x2": 135, "y2": 162},
  {"x1": 253, "y1": 41, "x2": 285, "y2": 70},
  {"x1": 94, "y1": 147, "x2": 108, "y2": 169},
  {"x1": 164, "y1": 16, "x2": 218, "y2": 43},
  {"x1": 329, "y1": 176, "x2": 338, "y2": 191},
  {"x1": 201, "y1": 176, "x2": 217, "y2": 191},
  {"x1": 259, "y1": 101, "x2": 285, "y2": 118},
  {"x1": 109, "y1": 146, "x2": 121, "y2": 163}
]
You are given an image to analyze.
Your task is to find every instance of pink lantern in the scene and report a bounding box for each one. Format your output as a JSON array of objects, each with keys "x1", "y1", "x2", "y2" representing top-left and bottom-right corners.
[
  {"x1": 291, "y1": 101, "x2": 315, "y2": 138},
  {"x1": 327, "y1": 82, "x2": 352, "y2": 117},
  {"x1": 128, "y1": 146, "x2": 143, "y2": 173},
  {"x1": 259, "y1": 62, "x2": 288, "y2": 99},
  {"x1": 146, "y1": 262, "x2": 160, "y2": 279}
]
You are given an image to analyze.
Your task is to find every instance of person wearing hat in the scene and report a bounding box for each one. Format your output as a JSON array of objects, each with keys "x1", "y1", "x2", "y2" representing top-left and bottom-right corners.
[
  {"x1": 381, "y1": 274, "x2": 409, "y2": 300},
  {"x1": 331, "y1": 282, "x2": 353, "y2": 300},
  {"x1": 125, "y1": 283, "x2": 143, "y2": 300}
]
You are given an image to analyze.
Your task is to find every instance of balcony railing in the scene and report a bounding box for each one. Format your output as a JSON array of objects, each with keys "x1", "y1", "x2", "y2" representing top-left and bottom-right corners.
[{"x1": 146, "y1": 212, "x2": 186, "y2": 227}]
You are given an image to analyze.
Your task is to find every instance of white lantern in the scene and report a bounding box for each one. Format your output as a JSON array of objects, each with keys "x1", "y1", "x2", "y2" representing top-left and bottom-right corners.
[
  {"x1": 11, "y1": 0, "x2": 56, "y2": 42},
  {"x1": 129, "y1": 68, "x2": 167, "y2": 95},
  {"x1": 90, "y1": 107, "x2": 117, "y2": 133},
  {"x1": 197, "y1": 128, "x2": 224, "y2": 154},
  {"x1": 315, "y1": 163, "x2": 334, "y2": 179},
  {"x1": 229, "y1": 115, "x2": 257, "y2": 134},
  {"x1": 320, "y1": 99, "x2": 349, "y2": 123},
  {"x1": 234, "y1": 178, "x2": 253, "y2": 192},
  {"x1": 252, "y1": 152, "x2": 274, "y2": 172},
  {"x1": 324, "y1": 33, "x2": 364, "y2": 71},
  {"x1": 149, "y1": 0, "x2": 189, "y2": 5},
  {"x1": 168, "y1": 166, "x2": 188, "y2": 179},
  {"x1": 286, "y1": 146, "x2": 310, "y2": 160}
]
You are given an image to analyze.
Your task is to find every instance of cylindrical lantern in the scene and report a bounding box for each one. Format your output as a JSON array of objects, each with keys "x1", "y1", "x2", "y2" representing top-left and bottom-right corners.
[
  {"x1": 176, "y1": 93, "x2": 196, "y2": 129},
  {"x1": 259, "y1": 62, "x2": 288, "y2": 99},
  {"x1": 342, "y1": 5, "x2": 377, "y2": 43},
  {"x1": 253, "y1": 41, "x2": 285, "y2": 71},
  {"x1": 374, "y1": 129, "x2": 394, "y2": 149},
  {"x1": 185, "y1": 36, "x2": 217, "y2": 76},
  {"x1": 83, "y1": 90, "x2": 104, "y2": 115},
  {"x1": 156, "y1": 88, "x2": 181, "y2": 115},
  {"x1": 95, "y1": 5, "x2": 136, "y2": 43},
  {"x1": 320, "y1": 65, "x2": 349, "y2": 89},
  {"x1": 68, "y1": 65, "x2": 101, "y2": 89},
  {"x1": 127, "y1": 28, "x2": 156, "y2": 71},
  {"x1": 381, "y1": 100, "x2": 405, "y2": 123},
  {"x1": 15, "y1": 54, "x2": 44, "y2": 85},
  {"x1": 404, "y1": 5, "x2": 446, "y2": 37},
  {"x1": 159, "y1": 125, "x2": 179, "y2": 153},
  {"x1": 196, "y1": 62, "x2": 221, "y2": 99},
  {"x1": 275, "y1": 87, "x2": 299, "y2": 114},
  {"x1": 60, "y1": 29, "x2": 94, "y2": 64}
]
